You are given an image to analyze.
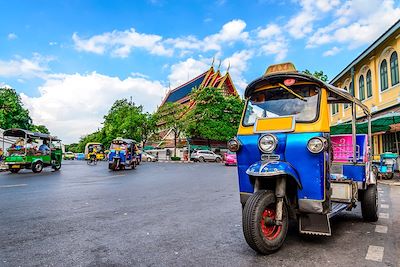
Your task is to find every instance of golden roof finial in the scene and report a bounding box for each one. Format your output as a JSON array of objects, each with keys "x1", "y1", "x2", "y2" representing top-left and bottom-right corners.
[
  {"x1": 226, "y1": 61, "x2": 230, "y2": 73},
  {"x1": 217, "y1": 59, "x2": 221, "y2": 70},
  {"x1": 211, "y1": 56, "x2": 215, "y2": 68}
]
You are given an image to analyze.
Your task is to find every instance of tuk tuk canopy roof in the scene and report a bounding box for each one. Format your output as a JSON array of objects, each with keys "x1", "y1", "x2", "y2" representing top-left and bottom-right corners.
[
  {"x1": 112, "y1": 138, "x2": 137, "y2": 144},
  {"x1": 244, "y1": 72, "x2": 370, "y2": 116},
  {"x1": 330, "y1": 112, "x2": 400, "y2": 134},
  {"x1": 3, "y1": 128, "x2": 60, "y2": 141}
]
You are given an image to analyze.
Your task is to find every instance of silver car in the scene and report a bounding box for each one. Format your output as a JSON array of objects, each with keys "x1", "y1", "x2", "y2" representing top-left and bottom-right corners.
[
  {"x1": 191, "y1": 150, "x2": 222, "y2": 163},
  {"x1": 142, "y1": 152, "x2": 157, "y2": 162}
]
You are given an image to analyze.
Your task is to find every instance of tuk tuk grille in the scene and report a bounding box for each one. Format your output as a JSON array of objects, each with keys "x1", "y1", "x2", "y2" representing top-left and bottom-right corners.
[{"x1": 261, "y1": 154, "x2": 280, "y2": 161}]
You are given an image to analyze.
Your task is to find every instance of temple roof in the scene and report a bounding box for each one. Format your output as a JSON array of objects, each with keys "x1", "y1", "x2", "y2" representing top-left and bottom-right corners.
[
  {"x1": 160, "y1": 65, "x2": 238, "y2": 107},
  {"x1": 163, "y1": 72, "x2": 208, "y2": 103}
]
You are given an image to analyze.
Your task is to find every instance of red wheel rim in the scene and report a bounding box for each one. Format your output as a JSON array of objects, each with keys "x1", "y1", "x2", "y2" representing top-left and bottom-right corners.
[{"x1": 260, "y1": 207, "x2": 282, "y2": 240}]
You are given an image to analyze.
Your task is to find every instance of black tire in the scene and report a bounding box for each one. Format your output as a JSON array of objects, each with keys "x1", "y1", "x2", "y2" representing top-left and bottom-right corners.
[
  {"x1": 361, "y1": 184, "x2": 379, "y2": 222},
  {"x1": 10, "y1": 168, "x2": 20, "y2": 173},
  {"x1": 215, "y1": 157, "x2": 221, "y2": 163},
  {"x1": 199, "y1": 156, "x2": 205, "y2": 162},
  {"x1": 242, "y1": 190, "x2": 288, "y2": 255},
  {"x1": 53, "y1": 162, "x2": 61, "y2": 171},
  {"x1": 32, "y1": 161, "x2": 43, "y2": 173}
]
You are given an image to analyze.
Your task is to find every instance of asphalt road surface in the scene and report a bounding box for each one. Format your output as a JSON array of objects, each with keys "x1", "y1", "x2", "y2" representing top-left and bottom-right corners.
[{"x1": 0, "y1": 161, "x2": 399, "y2": 267}]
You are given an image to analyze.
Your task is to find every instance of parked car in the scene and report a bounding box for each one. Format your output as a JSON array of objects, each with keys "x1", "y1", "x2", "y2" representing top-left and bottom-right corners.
[
  {"x1": 64, "y1": 151, "x2": 75, "y2": 160},
  {"x1": 76, "y1": 153, "x2": 85, "y2": 160},
  {"x1": 142, "y1": 152, "x2": 157, "y2": 162},
  {"x1": 191, "y1": 150, "x2": 222, "y2": 163},
  {"x1": 224, "y1": 152, "x2": 237, "y2": 166}
]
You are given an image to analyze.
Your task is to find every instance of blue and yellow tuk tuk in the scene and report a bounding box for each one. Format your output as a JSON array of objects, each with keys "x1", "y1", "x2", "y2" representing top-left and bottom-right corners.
[
  {"x1": 108, "y1": 138, "x2": 138, "y2": 171},
  {"x1": 228, "y1": 63, "x2": 377, "y2": 254}
]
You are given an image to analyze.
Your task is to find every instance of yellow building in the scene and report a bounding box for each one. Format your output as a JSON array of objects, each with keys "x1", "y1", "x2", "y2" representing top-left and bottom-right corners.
[{"x1": 330, "y1": 19, "x2": 400, "y2": 159}]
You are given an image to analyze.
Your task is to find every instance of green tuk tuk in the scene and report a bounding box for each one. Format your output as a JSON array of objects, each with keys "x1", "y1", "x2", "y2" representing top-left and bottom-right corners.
[{"x1": 2, "y1": 128, "x2": 62, "y2": 173}]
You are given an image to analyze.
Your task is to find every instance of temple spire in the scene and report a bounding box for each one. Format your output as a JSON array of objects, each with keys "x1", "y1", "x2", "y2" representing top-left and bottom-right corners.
[
  {"x1": 211, "y1": 56, "x2": 215, "y2": 68},
  {"x1": 217, "y1": 59, "x2": 221, "y2": 70},
  {"x1": 226, "y1": 61, "x2": 230, "y2": 73}
]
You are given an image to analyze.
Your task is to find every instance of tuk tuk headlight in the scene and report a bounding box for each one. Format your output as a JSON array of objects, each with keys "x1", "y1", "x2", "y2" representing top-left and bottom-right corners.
[
  {"x1": 227, "y1": 138, "x2": 241, "y2": 152},
  {"x1": 258, "y1": 134, "x2": 277, "y2": 153},
  {"x1": 307, "y1": 137, "x2": 327, "y2": 153}
]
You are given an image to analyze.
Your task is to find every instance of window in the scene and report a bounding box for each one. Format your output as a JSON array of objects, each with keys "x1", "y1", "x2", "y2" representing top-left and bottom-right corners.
[
  {"x1": 349, "y1": 82, "x2": 354, "y2": 96},
  {"x1": 390, "y1": 51, "x2": 399, "y2": 86},
  {"x1": 243, "y1": 84, "x2": 320, "y2": 126},
  {"x1": 344, "y1": 86, "x2": 349, "y2": 109},
  {"x1": 331, "y1": 103, "x2": 339, "y2": 115},
  {"x1": 366, "y1": 70, "x2": 372, "y2": 98},
  {"x1": 358, "y1": 75, "x2": 365, "y2": 101},
  {"x1": 380, "y1": 59, "x2": 389, "y2": 91}
]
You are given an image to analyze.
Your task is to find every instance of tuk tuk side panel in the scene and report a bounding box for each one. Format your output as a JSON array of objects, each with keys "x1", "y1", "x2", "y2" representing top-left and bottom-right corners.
[
  {"x1": 342, "y1": 164, "x2": 366, "y2": 182},
  {"x1": 236, "y1": 135, "x2": 262, "y2": 193},
  {"x1": 285, "y1": 132, "x2": 327, "y2": 201}
]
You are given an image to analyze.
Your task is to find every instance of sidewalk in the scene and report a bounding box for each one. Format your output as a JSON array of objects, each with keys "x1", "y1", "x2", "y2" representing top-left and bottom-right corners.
[{"x1": 377, "y1": 173, "x2": 400, "y2": 186}]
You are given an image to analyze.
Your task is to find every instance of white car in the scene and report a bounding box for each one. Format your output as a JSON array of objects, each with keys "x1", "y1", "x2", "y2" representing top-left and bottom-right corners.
[
  {"x1": 191, "y1": 150, "x2": 222, "y2": 163},
  {"x1": 142, "y1": 152, "x2": 157, "y2": 162}
]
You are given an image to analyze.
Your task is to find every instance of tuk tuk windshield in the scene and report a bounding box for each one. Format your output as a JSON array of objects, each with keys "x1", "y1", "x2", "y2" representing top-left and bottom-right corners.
[{"x1": 243, "y1": 84, "x2": 320, "y2": 126}]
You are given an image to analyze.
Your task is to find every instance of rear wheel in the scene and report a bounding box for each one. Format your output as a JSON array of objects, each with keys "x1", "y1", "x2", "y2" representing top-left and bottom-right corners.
[
  {"x1": 361, "y1": 184, "x2": 379, "y2": 222},
  {"x1": 53, "y1": 161, "x2": 61, "y2": 171},
  {"x1": 215, "y1": 157, "x2": 221, "y2": 163},
  {"x1": 198, "y1": 156, "x2": 205, "y2": 162},
  {"x1": 147, "y1": 158, "x2": 151, "y2": 162},
  {"x1": 32, "y1": 161, "x2": 43, "y2": 173},
  {"x1": 242, "y1": 190, "x2": 288, "y2": 254},
  {"x1": 10, "y1": 168, "x2": 20, "y2": 173}
]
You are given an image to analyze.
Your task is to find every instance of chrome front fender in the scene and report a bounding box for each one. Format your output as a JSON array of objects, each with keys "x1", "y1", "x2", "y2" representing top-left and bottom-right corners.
[{"x1": 246, "y1": 160, "x2": 302, "y2": 189}]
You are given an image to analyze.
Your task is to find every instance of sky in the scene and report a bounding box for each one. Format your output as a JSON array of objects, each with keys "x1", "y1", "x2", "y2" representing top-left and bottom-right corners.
[{"x1": 0, "y1": 0, "x2": 399, "y2": 143}]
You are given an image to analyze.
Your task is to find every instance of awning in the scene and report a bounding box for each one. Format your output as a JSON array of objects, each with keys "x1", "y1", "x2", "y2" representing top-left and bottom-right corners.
[{"x1": 330, "y1": 112, "x2": 400, "y2": 134}]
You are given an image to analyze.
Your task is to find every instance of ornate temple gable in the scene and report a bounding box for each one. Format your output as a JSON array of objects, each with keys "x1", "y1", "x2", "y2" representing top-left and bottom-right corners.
[{"x1": 217, "y1": 72, "x2": 238, "y2": 96}]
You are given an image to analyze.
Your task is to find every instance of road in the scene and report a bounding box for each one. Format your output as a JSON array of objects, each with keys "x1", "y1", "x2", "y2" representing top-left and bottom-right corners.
[{"x1": 0, "y1": 161, "x2": 399, "y2": 267}]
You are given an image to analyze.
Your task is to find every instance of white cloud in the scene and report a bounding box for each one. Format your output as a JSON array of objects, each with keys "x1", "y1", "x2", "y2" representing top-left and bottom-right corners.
[
  {"x1": 21, "y1": 72, "x2": 166, "y2": 143},
  {"x1": 7, "y1": 33, "x2": 17, "y2": 40},
  {"x1": 323, "y1": 46, "x2": 341, "y2": 56},
  {"x1": 0, "y1": 54, "x2": 52, "y2": 79},
  {"x1": 0, "y1": 82, "x2": 12, "y2": 88},
  {"x1": 222, "y1": 50, "x2": 254, "y2": 91},
  {"x1": 255, "y1": 24, "x2": 288, "y2": 62},
  {"x1": 257, "y1": 24, "x2": 281, "y2": 39},
  {"x1": 168, "y1": 58, "x2": 210, "y2": 88},
  {"x1": 307, "y1": 0, "x2": 400, "y2": 49},
  {"x1": 74, "y1": 19, "x2": 249, "y2": 58},
  {"x1": 72, "y1": 28, "x2": 173, "y2": 58},
  {"x1": 286, "y1": 0, "x2": 340, "y2": 39}
]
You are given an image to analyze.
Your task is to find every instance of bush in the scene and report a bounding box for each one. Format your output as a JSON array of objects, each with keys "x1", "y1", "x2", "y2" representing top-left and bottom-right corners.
[{"x1": 171, "y1": 156, "x2": 181, "y2": 161}]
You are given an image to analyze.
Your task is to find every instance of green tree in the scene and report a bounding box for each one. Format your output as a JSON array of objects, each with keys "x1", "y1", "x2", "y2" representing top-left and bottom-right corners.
[
  {"x1": 102, "y1": 99, "x2": 145, "y2": 144},
  {"x1": 65, "y1": 143, "x2": 80, "y2": 153},
  {"x1": 0, "y1": 87, "x2": 32, "y2": 129},
  {"x1": 154, "y1": 102, "x2": 188, "y2": 157},
  {"x1": 30, "y1": 124, "x2": 50, "y2": 134},
  {"x1": 184, "y1": 87, "x2": 244, "y2": 142},
  {"x1": 140, "y1": 113, "x2": 156, "y2": 148},
  {"x1": 302, "y1": 70, "x2": 329, "y2": 82}
]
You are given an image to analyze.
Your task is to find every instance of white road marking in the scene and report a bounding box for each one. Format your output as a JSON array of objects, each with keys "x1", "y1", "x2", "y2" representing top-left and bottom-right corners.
[
  {"x1": 380, "y1": 204, "x2": 389, "y2": 209},
  {"x1": 375, "y1": 225, "x2": 388, "y2": 234},
  {"x1": 365, "y1": 245, "x2": 384, "y2": 262},
  {"x1": 0, "y1": 184, "x2": 27, "y2": 188},
  {"x1": 381, "y1": 199, "x2": 386, "y2": 203},
  {"x1": 379, "y1": 213, "x2": 389, "y2": 219}
]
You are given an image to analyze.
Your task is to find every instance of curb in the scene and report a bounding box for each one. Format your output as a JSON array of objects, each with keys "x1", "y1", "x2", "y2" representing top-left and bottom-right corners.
[
  {"x1": 377, "y1": 180, "x2": 400, "y2": 186},
  {"x1": 157, "y1": 160, "x2": 194, "y2": 163}
]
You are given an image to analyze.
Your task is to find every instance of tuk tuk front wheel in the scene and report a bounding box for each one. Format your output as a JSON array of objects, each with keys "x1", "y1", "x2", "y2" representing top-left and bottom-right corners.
[
  {"x1": 242, "y1": 190, "x2": 288, "y2": 255},
  {"x1": 32, "y1": 161, "x2": 43, "y2": 173},
  {"x1": 361, "y1": 184, "x2": 379, "y2": 222}
]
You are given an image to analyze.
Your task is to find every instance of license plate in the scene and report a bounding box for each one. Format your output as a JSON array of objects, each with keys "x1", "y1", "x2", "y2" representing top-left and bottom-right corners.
[{"x1": 11, "y1": 165, "x2": 20, "y2": 169}]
